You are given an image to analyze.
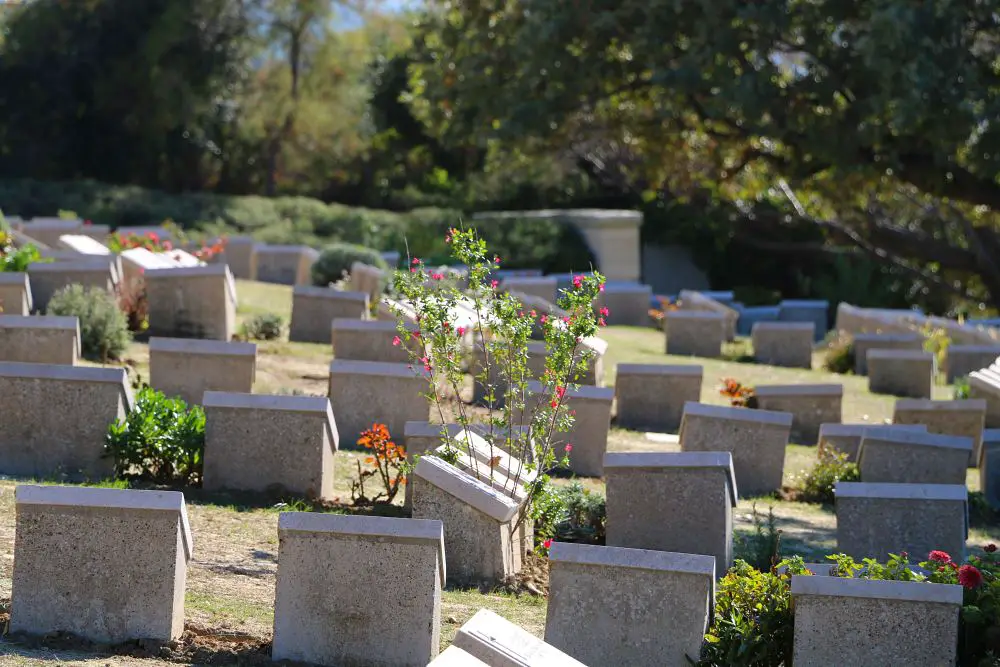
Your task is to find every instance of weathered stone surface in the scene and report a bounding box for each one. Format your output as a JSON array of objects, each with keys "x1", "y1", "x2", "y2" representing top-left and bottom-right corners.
[
  {"x1": 328, "y1": 359, "x2": 430, "y2": 446},
  {"x1": 867, "y1": 349, "x2": 935, "y2": 399},
  {"x1": 778, "y1": 299, "x2": 829, "y2": 341},
  {"x1": 0, "y1": 272, "x2": 32, "y2": 316},
  {"x1": 753, "y1": 384, "x2": 843, "y2": 445},
  {"x1": 145, "y1": 265, "x2": 237, "y2": 341},
  {"x1": 0, "y1": 363, "x2": 131, "y2": 480},
  {"x1": 817, "y1": 423, "x2": 928, "y2": 462},
  {"x1": 595, "y1": 282, "x2": 653, "y2": 327},
  {"x1": 16, "y1": 219, "x2": 83, "y2": 247},
  {"x1": 980, "y1": 429, "x2": 1000, "y2": 510},
  {"x1": 791, "y1": 575, "x2": 962, "y2": 667},
  {"x1": 614, "y1": 363, "x2": 703, "y2": 433},
  {"x1": 502, "y1": 276, "x2": 558, "y2": 305},
  {"x1": 218, "y1": 236, "x2": 257, "y2": 280},
  {"x1": 429, "y1": 646, "x2": 489, "y2": 666},
  {"x1": 970, "y1": 362, "x2": 1000, "y2": 428},
  {"x1": 289, "y1": 287, "x2": 369, "y2": 343},
  {"x1": 331, "y1": 318, "x2": 417, "y2": 363},
  {"x1": 545, "y1": 542, "x2": 714, "y2": 667},
  {"x1": 835, "y1": 482, "x2": 968, "y2": 561},
  {"x1": 852, "y1": 333, "x2": 924, "y2": 375},
  {"x1": 945, "y1": 344, "x2": 1000, "y2": 383},
  {"x1": 149, "y1": 337, "x2": 257, "y2": 405},
  {"x1": 680, "y1": 402, "x2": 792, "y2": 496},
  {"x1": 347, "y1": 261, "x2": 386, "y2": 301},
  {"x1": 857, "y1": 430, "x2": 972, "y2": 484},
  {"x1": 202, "y1": 392, "x2": 338, "y2": 499},
  {"x1": 521, "y1": 382, "x2": 613, "y2": 477},
  {"x1": 605, "y1": 452, "x2": 736, "y2": 572},
  {"x1": 751, "y1": 322, "x2": 814, "y2": 368},
  {"x1": 273, "y1": 513, "x2": 444, "y2": 666},
  {"x1": 892, "y1": 398, "x2": 987, "y2": 467},
  {"x1": 679, "y1": 290, "x2": 738, "y2": 341},
  {"x1": 454, "y1": 609, "x2": 586, "y2": 667},
  {"x1": 27, "y1": 259, "x2": 118, "y2": 312},
  {"x1": 0, "y1": 314, "x2": 80, "y2": 365},
  {"x1": 664, "y1": 310, "x2": 725, "y2": 358},
  {"x1": 412, "y1": 455, "x2": 520, "y2": 586},
  {"x1": 12, "y1": 485, "x2": 191, "y2": 643},
  {"x1": 255, "y1": 245, "x2": 319, "y2": 285}
]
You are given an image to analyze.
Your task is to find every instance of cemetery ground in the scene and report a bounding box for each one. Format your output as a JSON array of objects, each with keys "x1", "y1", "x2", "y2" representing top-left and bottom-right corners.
[{"x1": 0, "y1": 280, "x2": 996, "y2": 665}]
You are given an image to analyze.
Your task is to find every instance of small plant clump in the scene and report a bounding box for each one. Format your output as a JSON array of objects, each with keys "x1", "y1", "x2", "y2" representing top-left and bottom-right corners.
[
  {"x1": 796, "y1": 446, "x2": 860, "y2": 504},
  {"x1": 47, "y1": 284, "x2": 131, "y2": 360},
  {"x1": 532, "y1": 480, "x2": 606, "y2": 555},
  {"x1": 0, "y1": 233, "x2": 45, "y2": 273},
  {"x1": 351, "y1": 422, "x2": 407, "y2": 505},
  {"x1": 954, "y1": 376, "x2": 971, "y2": 399},
  {"x1": 241, "y1": 312, "x2": 284, "y2": 341},
  {"x1": 822, "y1": 331, "x2": 855, "y2": 374}
]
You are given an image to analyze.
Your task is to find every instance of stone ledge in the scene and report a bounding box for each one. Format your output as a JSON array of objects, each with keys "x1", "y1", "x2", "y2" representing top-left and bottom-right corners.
[
  {"x1": 948, "y1": 344, "x2": 1000, "y2": 354},
  {"x1": 894, "y1": 398, "x2": 988, "y2": 412},
  {"x1": 853, "y1": 333, "x2": 924, "y2": 343},
  {"x1": 0, "y1": 272, "x2": 29, "y2": 286},
  {"x1": 203, "y1": 391, "x2": 338, "y2": 449},
  {"x1": 145, "y1": 264, "x2": 229, "y2": 279},
  {"x1": 550, "y1": 542, "x2": 716, "y2": 581},
  {"x1": 865, "y1": 349, "x2": 933, "y2": 360},
  {"x1": 751, "y1": 321, "x2": 816, "y2": 332},
  {"x1": 329, "y1": 359, "x2": 429, "y2": 379},
  {"x1": 779, "y1": 299, "x2": 829, "y2": 308},
  {"x1": 294, "y1": 286, "x2": 368, "y2": 301},
  {"x1": 603, "y1": 452, "x2": 737, "y2": 504},
  {"x1": 616, "y1": 363, "x2": 703, "y2": 377},
  {"x1": 835, "y1": 481, "x2": 967, "y2": 502},
  {"x1": 332, "y1": 319, "x2": 412, "y2": 333},
  {"x1": 17, "y1": 485, "x2": 193, "y2": 560},
  {"x1": 150, "y1": 337, "x2": 256, "y2": 357},
  {"x1": 682, "y1": 401, "x2": 793, "y2": 427},
  {"x1": 819, "y1": 423, "x2": 926, "y2": 438},
  {"x1": 0, "y1": 362, "x2": 132, "y2": 409},
  {"x1": 256, "y1": 244, "x2": 320, "y2": 258},
  {"x1": 755, "y1": 384, "x2": 843, "y2": 397},
  {"x1": 413, "y1": 455, "x2": 519, "y2": 523},
  {"x1": 791, "y1": 575, "x2": 963, "y2": 605},
  {"x1": 664, "y1": 310, "x2": 726, "y2": 321},
  {"x1": 860, "y1": 429, "x2": 973, "y2": 452},
  {"x1": 454, "y1": 609, "x2": 587, "y2": 667},
  {"x1": 0, "y1": 314, "x2": 79, "y2": 330},
  {"x1": 525, "y1": 380, "x2": 613, "y2": 402}
]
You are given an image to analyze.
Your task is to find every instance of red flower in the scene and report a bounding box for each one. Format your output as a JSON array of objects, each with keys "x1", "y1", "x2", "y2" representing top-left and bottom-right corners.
[
  {"x1": 929, "y1": 550, "x2": 951, "y2": 563},
  {"x1": 540, "y1": 314, "x2": 548, "y2": 324},
  {"x1": 457, "y1": 326, "x2": 466, "y2": 337},
  {"x1": 572, "y1": 275, "x2": 583, "y2": 288},
  {"x1": 958, "y1": 565, "x2": 984, "y2": 589},
  {"x1": 543, "y1": 538, "x2": 552, "y2": 550},
  {"x1": 555, "y1": 386, "x2": 566, "y2": 399},
  {"x1": 564, "y1": 444, "x2": 573, "y2": 453},
  {"x1": 392, "y1": 336, "x2": 401, "y2": 347},
  {"x1": 599, "y1": 283, "x2": 605, "y2": 292},
  {"x1": 986, "y1": 544, "x2": 997, "y2": 553},
  {"x1": 490, "y1": 280, "x2": 499, "y2": 288},
  {"x1": 550, "y1": 400, "x2": 558, "y2": 408},
  {"x1": 431, "y1": 272, "x2": 444, "y2": 280},
  {"x1": 412, "y1": 257, "x2": 420, "y2": 265},
  {"x1": 599, "y1": 306, "x2": 610, "y2": 317},
  {"x1": 84, "y1": 219, "x2": 92, "y2": 226}
]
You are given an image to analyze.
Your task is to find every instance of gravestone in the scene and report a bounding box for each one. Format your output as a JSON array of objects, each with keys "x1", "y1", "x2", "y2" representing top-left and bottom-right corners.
[
  {"x1": 17, "y1": 218, "x2": 83, "y2": 247},
  {"x1": 256, "y1": 245, "x2": 319, "y2": 285},
  {"x1": 0, "y1": 272, "x2": 32, "y2": 315},
  {"x1": 0, "y1": 363, "x2": 132, "y2": 480},
  {"x1": 522, "y1": 381, "x2": 613, "y2": 477},
  {"x1": 835, "y1": 481, "x2": 968, "y2": 561},
  {"x1": 867, "y1": 349, "x2": 935, "y2": 399},
  {"x1": 149, "y1": 337, "x2": 257, "y2": 405},
  {"x1": 428, "y1": 647, "x2": 489, "y2": 666},
  {"x1": 453, "y1": 609, "x2": 586, "y2": 667},
  {"x1": 526, "y1": 338, "x2": 606, "y2": 386},
  {"x1": 736, "y1": 306, "x2": 781, "y2": 336},
  {"x1": 945, "y1": 344, "x2": 1000, "y2": 383},
  {"x1": 664, "y1": 310, "x2": 725, "y2": 358},
  {"x1": 857, "y1": 430, "x2": 972, "y2": 484},
  {"x1": 545, "y1": 542, "x2": 714, "y2": 667},
  {"x1": 145, "y1": 265, "x2": 237, "y2": 341},
  {"x1": 852, "y1": 333, "x2": 924, "y2": 375},
  {"x1": 289, "y1": 287, "x2": 369, "y2": 343},
  {"x1": 751, "y1": 322, "x2": 814, "y2": 368},
  {"x1": 892, "y1": 398, "x2": 986, "y2": 467},
  {"x1": 595, "y1": 282, "x2": 653, "y2": 327},
  {"x1": 502, "y1": 276, "x2": 558, "y2": 304},
  {"x1": 680, "y1": 401, "x2": 792, "y2": 496},
  {"x1": 817, "y1": 423, "x2": 928, "y2": 462},
  {"x1": 27, "y1": 259, "x2": 118, "y2": 312},
  {"x1": 11, "y1": 485, "x2": 191, "y2": 643},
  {"x1": 752, "y1": 384, "x2": 843, "y2": 445},
  {"x1": 970, "y1": 361, "x2": 1000, "y2": 427},
  {"x1": 328, "y1": 359, "x2": 430, "y2": 446},
  {"x1": 678, "y1": 290, "x2": 738, "y2": 341},
  {"x1": 218, "y1": 236, "x2": 257, "y2": 280},
  {"x1": 778, "y1": 299, "x2": 829, "y2": 341},
  {"x1": 0, "y1": 314, "x2": 80, "y2": 365},
  {"x1": 614, "y1": 363, "x2": 703, "y2": 433},
  {"x1": 56, "y1": 234, "x2": 110, "y2": 256},
  {"x1": 980, "y1": 429, "x2": 1000, "y2": 510},
  {"x1": 203, "y1": 392, "x2": 339, "y2": 499},
  {"x1": 605, "y1": 452, "x2": 736, "y2": 572},
  {"x1": 273, "y1": 513, "x2": 445, "y2": 666},
  {"x1": 411, "y1": 455, "x2": 521, "y2": 586},
  {"x1": 791, "y1": 575, "x2": 962, "y2": 666},
  {"x1": 348, "y1": 261, "x2": 386, "y2": 301},
  {"x1": 331, "y1": 318, "x2": 418, "y2": 363}
]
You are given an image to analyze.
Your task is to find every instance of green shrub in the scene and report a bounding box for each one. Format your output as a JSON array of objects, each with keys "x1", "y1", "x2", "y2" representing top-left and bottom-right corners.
[
  {"x1": 696, "y1": 557, "x2": 811, "y2": 667},
  {"x1": 531, "y1": 480, "x2": 606, "y2": 550},
  {"x1": 241, "y1": 312, "x2": 284, "y2": 341},
  {"x1": 105, "y1": 386, "x2": 205, "y2": 485},
  {"x1": 797, "y1": 446, "x2": 860, "y2": 504},
  {"x1": 734, "y1": 503, "x2": 782, "y2": 572},
  {"x1": 822, "y1": 331, "x2": 855, "y2": 374},
  {"x1": 955, "y1": 376, "x2": 971, "y2": 399},
  {"x1": 312, "y1": 242, "x2": 388, "y2": 287},
  {"x1": 47, "y1": 284, "x2": 131, "y2": 360},
  {"x1": 0, "y1": 242, "x2": 44, "y2": 273}
]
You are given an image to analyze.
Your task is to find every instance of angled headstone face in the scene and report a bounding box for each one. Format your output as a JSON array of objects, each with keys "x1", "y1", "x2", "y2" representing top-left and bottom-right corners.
[
  {"x1": 852, "y1": 333, "x2": 924, "y2": 375},
  {"x1": 595, "y1": 282, "x2": 653, "y2": 327},
  {"x1": 970, "y1": 361, "x2": 1000, "y2": 428},
  {"x1": 273, "y1": 513, "x2": 445, "y2": 666},
  {"x1": 751, "y1": 322, "x2": 815, "y2": 369},
  {"x1": 945, "y1": 344, "x2": 1000, "y2": 383},
  {"x1": 149, "y1": 337, "x2": 257, "y2": 405},
  {"x1": 0, "y1": 272, "x2": 32, "y2": 315},
  {"x1": 202, "y1": 392, "x2": 339, "y2": 499},
  {"x1": 0, "y1": 314, "x2": 80, "y2": 365},
  {"x1": 0, "y1": 363, "x2": 132, "y2": 480},
  {"x1": 545, "y1": 542, "x2": 715, "y2": 667},
  {"x1": 145, "y1": 265, "x2": 237, "y2": 341},
  {"x1": 791, "y1": 576, "x2": 962, "y2": 666},
  {"x1": 27, "y1": 259, "x2": 118, "y2": 313},
  {"x1": 752, "y1": 384, "x2": 843, "y2": 445},
  {"x1": 857, "y1": 430, "x2": 972, "y2": 484},
  {"x1": 680, "y1": 402, "x2": 792, "y2": 496},
  {"x1": 289, "y1": 286, "x2": 369, "y2": 343},
  {"x1": 818, "y1": 423, "x2": 928, "y2": 462},
  {"x1": 12, "y1": 485, "x2": 192, "y2": 643},
  {"x1": 605, "y1": 452, "x2": 737, "y2": 572},
  {"x1": 56, "y1": 234, "x2": 111, "y2": 256},
  {"x1": 892, "y1": 398, "x2": 987, "y2": 467},
  {"x1": 256, "y1": 245, "x2": 319, "y2": 285},
  {"x1": 866, "y1": 349, "x2": 935, "y2": 399},
  {"x1": 678, "y1": 290, "x2": 738, "y2": 341},
  {"x1": 328, "y1": 359, "x2": 430, "y2": 447},
  {"x1": 454, "y1": 609, "x2": 587, "y2": 667},
  {"x1": 614, "y1": 363, "x2": 703, "y2": 433},
  {"x1": 412, "y1": 455, "x2": 521, "y2": 586},
  {"x1": 664, "y1": 310, "x2": 726, "y2": 358},
  {"x1": 835, "y1": 482, "x2": 968, "y2": 561}
]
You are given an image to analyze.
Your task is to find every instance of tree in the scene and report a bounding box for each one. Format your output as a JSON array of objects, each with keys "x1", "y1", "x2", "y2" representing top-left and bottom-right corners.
[{"x1": 409, "y1": 0, "x2": 1000, "y2": 310}]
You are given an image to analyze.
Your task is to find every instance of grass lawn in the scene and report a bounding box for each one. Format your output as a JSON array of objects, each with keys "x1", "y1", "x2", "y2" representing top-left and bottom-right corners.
[{"x1": 0, "y1": 280, "x2": 991, "y2": 665}]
